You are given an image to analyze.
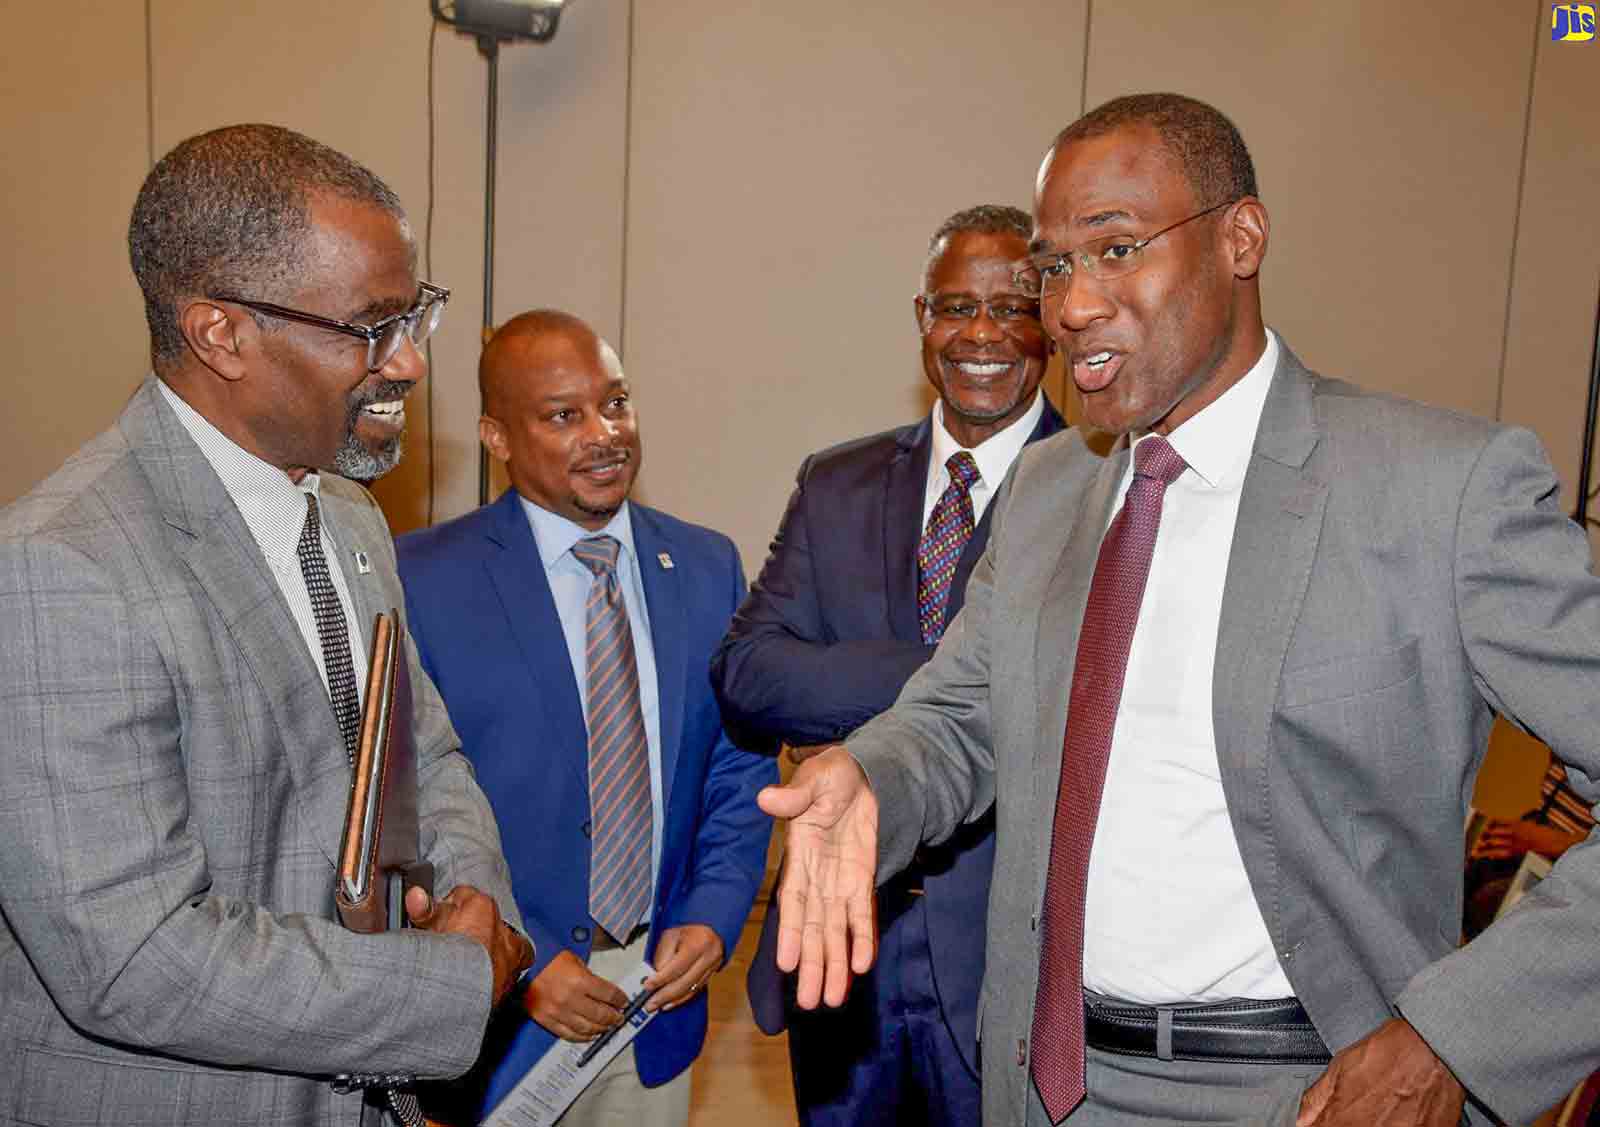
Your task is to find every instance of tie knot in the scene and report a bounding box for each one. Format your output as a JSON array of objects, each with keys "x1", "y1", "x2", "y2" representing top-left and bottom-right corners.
[
  {"x1": 572, "y1": 534, "x2": 621, "y2": 576},
  {"x1": 946, "y1": 451, "x2": 980, "y2": 490},
  {"x1": 1132, "y1": 435, "x2": 1187, "y2": 487}
]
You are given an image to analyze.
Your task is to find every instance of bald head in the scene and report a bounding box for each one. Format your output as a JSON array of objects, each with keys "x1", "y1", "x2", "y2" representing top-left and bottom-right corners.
[
  {"x1": 477, "y1": 309, "x2": 640, "y2": 529},
  {"x1": 479, "y1": 310, "x2": 622, "y2": 419}
]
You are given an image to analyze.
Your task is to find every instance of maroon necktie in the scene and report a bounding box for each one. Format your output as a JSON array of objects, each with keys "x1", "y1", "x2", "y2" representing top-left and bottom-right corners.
[
  {"x1": 1031, "y1": 435, "x2": 1188, "y2": 1122},
  {"x1": 917, "y1": 451, "x2": 981, "y2": 644}
]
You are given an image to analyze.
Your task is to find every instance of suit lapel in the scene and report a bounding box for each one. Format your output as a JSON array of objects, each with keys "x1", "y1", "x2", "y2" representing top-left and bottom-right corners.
[
  {"x1": 884, "y1": 421, "x2": 932, "y2": 642},
  {"x1": 948, "y1": 400, "x2": 1068, "y2": 618},
  {"x1": 1212, "y1": 350, "x2": 1328, "y2": 949},
  {"x1": 633, "y1": 507, "x2": 685, "y2": 814},
  {"x1": 481, "y1": 491, "x2": 590, "y2": 795},
  {"x1": 128, "y1": 381, "x2": 353, "y2": 868},
  {"x1": 1030, "y1": 445, "x2": 1127, "y2": 858}
]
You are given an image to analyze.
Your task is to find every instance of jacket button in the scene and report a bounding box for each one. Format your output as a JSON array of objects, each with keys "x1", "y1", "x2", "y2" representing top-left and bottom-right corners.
[
  {"x1": 582, "y1": 821, "x2": 592, "y2": 838},
  {"x1": 1030, "y1": 914, "x2": 1037, "y2": 932},
  {"x1": 1017, "y1": 1038, "x2": 1027, "y2": 1066},
  {"x1": 572, "y1": 926, "x2": 590, "y2": 944}
]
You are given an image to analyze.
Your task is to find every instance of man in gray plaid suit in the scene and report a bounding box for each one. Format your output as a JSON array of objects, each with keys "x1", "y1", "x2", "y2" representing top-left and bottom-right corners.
[{"x1": 0, "y1": 124, "x2": 531, "y2": 1126}]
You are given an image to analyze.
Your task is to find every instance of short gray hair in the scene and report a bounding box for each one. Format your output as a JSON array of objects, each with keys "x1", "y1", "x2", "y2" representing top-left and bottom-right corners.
[
  {"x1": 922, "y1": 204, "x2": 1032, "y2": 290},
  {"x1": 128, "y1": 123, "x2": 408, "y2": 367}
]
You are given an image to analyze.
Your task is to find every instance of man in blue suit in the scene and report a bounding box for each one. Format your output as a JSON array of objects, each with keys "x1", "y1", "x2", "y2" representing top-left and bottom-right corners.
[
  {"x1": 712, "y1": 205, "x2": 1066, "y2": 1125},
  {"x1": 396, "y1": 310, "x2": 775, "y2": 1127}
]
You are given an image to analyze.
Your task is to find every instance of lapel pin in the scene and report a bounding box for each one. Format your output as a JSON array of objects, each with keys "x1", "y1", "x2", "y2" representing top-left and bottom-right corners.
[
  {"x1": 353, "y1": 550, "x2": 372, "y2": 575},
  {"x1": 657, "y1": 552, "x2": 674, "y2": 570}
]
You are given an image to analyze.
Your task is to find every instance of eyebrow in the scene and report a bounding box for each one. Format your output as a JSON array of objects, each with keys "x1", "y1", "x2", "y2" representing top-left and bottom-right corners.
[
  {"x1": 346, "y1": 290, "x2": 417, "y2": 324},
  {"x1": 1028, "y1": 208, "x2": 1137, "y2": 254}
]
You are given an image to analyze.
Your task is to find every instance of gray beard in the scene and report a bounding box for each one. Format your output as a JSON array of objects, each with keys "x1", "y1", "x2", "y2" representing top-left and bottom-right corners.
[{"x1": 333, "y1": 432, "x2": 403, "y2": 481}]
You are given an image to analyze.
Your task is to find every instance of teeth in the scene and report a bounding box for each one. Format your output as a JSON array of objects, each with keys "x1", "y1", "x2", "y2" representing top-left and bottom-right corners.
[
  {"x1": 1086, "y1": 352, "x2": 1112, "y2": 368},
  {"x1": 955, "y1": 362, "x2": 1011, "y2": 376},
  {"x1": 363, "y1": 401, "x2": 403, "y2": 416}
]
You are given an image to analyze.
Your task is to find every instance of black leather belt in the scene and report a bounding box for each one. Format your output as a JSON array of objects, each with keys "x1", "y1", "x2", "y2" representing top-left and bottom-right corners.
[{"x1": 1084, "y1": 996, "x2": 1331, "y2": 1065}]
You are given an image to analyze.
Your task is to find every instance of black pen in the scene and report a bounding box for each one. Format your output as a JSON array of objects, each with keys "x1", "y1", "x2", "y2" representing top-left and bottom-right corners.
[{"x1": 575, "y1": 985, "x2": 655, "y2": 1069}]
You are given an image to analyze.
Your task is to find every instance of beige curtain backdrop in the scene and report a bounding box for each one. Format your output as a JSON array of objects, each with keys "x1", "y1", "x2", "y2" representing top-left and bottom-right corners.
[{"x1": 3, "y1": 0, "x2": 1597, "y2": 806}]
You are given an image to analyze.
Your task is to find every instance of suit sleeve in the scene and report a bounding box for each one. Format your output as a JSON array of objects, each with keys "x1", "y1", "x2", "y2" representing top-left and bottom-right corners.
[
  {"x1": 0, "y1": 535, "x2": 493, "y2": 1082},
  {"x1": 712, "y1": 456, "x2": 934, "y2": 749},
  {"x1": 663, "y1": 542, "x2": 779, "y2": 960},
  {"x1": 1395, "y1": 425, "x2": 1600, "y2": 1123},
  {"x1": 846, "y1": 482, "x2": 1005, "y2": 884}
]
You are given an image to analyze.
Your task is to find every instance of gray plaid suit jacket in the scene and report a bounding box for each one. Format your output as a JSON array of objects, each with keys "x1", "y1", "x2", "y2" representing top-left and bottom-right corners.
[
  {"x1": 0, "y1": 379, "x2": 522, "y2": 1126},
  {"x1": 852, "y1": 345, "x2": 1600, "y2": 1126}
]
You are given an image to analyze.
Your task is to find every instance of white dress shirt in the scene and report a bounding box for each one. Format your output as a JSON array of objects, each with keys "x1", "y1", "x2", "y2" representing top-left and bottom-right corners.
[
  {"x1": 922, "y1": 390, "x2": 1046, "y2": 529},
  {"x1": 1081, "y1": 330, "x2": 1296, "y2": 1004},
  {"x1": 158, "y1": 380, "x2": 369, "y2": 705},
  {"x1": 521, "y1": 497, "x2": 665, "y2": 921}
]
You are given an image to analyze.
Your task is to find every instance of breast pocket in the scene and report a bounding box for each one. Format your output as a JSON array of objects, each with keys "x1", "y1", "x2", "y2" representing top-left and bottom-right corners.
[{"x1": 1275, "y1": 637, "x2": 1437, "y2": 799}]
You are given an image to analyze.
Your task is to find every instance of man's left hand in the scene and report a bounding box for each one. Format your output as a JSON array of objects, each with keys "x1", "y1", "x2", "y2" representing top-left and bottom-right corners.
[
  {"x1": 1297, "y1": 1018, "x2": 1465, "y2": 1126},
  {"x1": 643, "y1": 924, "x2": 724, "y2": 1012}
]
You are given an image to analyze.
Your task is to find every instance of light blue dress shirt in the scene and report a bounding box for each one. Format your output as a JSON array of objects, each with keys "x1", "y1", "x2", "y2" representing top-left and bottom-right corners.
[{"x1": 521, "y1": 497, "x2": 664, "y2": 926}]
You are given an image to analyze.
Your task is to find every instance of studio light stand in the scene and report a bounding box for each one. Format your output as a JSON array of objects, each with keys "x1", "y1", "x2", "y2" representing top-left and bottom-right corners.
[{"x1": 429, "y1": 0, "x2": 568, "y2": 505}]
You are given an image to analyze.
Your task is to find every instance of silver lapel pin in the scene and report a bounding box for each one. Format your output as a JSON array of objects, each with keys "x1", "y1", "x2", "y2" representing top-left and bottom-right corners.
[{"x1": 353, "y1": 550, "x2": 372, "y2": 575}]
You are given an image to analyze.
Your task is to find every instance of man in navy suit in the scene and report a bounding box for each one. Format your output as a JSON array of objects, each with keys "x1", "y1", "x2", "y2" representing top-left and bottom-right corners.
[
  {"x1": 396, "y1": 310, "x2": 775, "y2": 1127},
  {"x1": 712, "y1": 205, "x2": 1066, "y2": 1126}
]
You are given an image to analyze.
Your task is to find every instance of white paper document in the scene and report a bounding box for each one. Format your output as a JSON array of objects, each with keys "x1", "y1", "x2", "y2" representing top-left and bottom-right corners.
[{"x1": 483, "y1": 960, "x2": 657, "y2": 1127}]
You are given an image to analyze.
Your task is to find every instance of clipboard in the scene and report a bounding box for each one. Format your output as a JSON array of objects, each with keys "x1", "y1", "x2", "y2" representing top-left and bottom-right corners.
[{"x1": 336, "y1": 609, "x2": 434, "y2": 933}]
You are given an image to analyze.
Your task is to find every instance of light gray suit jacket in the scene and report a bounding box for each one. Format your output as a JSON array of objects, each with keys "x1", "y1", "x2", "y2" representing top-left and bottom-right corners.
[
  {"x1": 852, "y1": 345, "x2": 1600, "y2": 1126},
  {"x1": 0, "y1": 379, "x2": 523, "y2": 1126}
]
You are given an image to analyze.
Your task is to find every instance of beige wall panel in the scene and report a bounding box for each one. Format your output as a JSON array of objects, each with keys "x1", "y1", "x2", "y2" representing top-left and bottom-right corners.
[
  {"x1": 1083, "y1": 1, "x2": 1533, "y2": 420},
  {"x1": 1, "y1": 3, "x2": 150, "y2": 506},
  {"x1": 1498, "y1": 18, "x2": 1600, "y2": 542},
  {"x1": 623, "y1": 2, "x2": 1086, "y2": 566}
]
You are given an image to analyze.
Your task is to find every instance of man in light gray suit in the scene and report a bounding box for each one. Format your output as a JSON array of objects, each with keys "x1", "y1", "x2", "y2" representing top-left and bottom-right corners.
[
  {"x1": 760, "y1": 94, "x2": 1600, "y2": 1127},
  {"x1": 0, "y1": 124, "x2": 532, "y2": 1126}
]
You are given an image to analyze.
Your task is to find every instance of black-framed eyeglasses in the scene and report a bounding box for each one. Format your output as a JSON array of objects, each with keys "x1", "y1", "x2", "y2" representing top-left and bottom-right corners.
[
  {"x1": 1012, "y1": 199, "x2": 1237, "y2": 300},
  {"x1": 920, "y1": 294, "x2": 1043, "y2": 327},
  {"x1": 212, "y1": 281, "x2": 450, "y2": 372}
]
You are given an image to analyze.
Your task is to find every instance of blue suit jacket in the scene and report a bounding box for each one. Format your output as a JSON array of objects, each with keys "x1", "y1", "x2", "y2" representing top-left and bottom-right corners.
[
  {"x1": 396, "y1": 491, "x2": 775, "y2": 1105},
  {"x1": 711, "y1": 400, "x2": 1067, "y2": 1076}
]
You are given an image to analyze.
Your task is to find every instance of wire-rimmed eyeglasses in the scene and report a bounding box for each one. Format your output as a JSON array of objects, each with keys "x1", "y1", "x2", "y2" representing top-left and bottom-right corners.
[
  {"x1": 1012, "y1": 200, "x2": 1237, "y2": 300},
  {"x1": 212, "y1": 281, "x2": 450, "y2": 372}
]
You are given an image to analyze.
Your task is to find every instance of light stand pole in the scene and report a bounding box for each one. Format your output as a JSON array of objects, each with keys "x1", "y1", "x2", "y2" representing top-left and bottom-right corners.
[
  {"x1": 1575, "y1": 277, "x2": 1600, "y2": 530},
  {"x1": 428, "y1": 0, "x2": 567, "y2": 506}
]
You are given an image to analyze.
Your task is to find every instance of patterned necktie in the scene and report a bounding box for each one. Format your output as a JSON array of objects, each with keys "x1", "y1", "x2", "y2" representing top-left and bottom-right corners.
[
  {"x1": 916, "y1": 451, "x2": 982, "y2": 644},
  {"x1": 297, "y1": 494, "x2": 360, "y2": 765},
  {"x1": 572, "y1": 535, "x2": 653, "y2": 943},
  {"x1": 1031, "y1": 436, "x2": 1188, "y2": 1123}
]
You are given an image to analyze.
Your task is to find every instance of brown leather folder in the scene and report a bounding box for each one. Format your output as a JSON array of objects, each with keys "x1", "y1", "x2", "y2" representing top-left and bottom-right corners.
[{"x1": 336, "y1": 609, "x2": 433, "y2": 933}]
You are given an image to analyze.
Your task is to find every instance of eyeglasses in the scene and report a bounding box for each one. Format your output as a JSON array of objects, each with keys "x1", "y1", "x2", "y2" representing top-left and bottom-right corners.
[
  {"x1": 920, "y1": 294, "x2": 1043, "y2": 326},
  {"x1": 1012, "y1": 199, "x2": 1237, "y2": 300},
  {"x1": 213, "y1": 281, "x2": 450, "y2": 372}
]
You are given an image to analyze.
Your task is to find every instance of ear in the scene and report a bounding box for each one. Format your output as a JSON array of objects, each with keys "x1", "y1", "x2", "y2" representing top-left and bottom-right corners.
[
  {"x1": 178, "y1": 300, "x2": 250, "y2": 382},
  {"x1": 913, "y1": 294, "x2": 930, "y2": 334},
  {"x1": 479, "y1": 415, "x2": 511, "y2": 463},
  {"x1": 1224, "y1": 198, "x2": 1269, "y2": 281}
]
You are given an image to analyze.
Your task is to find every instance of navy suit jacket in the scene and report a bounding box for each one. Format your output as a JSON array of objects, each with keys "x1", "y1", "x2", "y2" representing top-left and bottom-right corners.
[
  {"x1": 711, "y1": 400, "x2": 1066, "y2": 1075},
  {"x1": 396, "y1": 490, "x2": 775, "y2": 1103}
]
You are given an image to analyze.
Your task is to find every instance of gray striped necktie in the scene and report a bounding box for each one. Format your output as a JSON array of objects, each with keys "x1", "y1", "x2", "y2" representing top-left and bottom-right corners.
[
  {"x1": 297, "y1": 494, "x2": 360, "y2": 765},
  {"x1": 572, "y1": 535, "x2": 652, "y2": 943}
]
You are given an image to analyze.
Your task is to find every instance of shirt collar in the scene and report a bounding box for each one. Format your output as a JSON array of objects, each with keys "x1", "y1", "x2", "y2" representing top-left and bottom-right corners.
[
  {"x1": 1155, "y1": 329, "x2": 1280, "y2": 491},
  {"x1": 929, "y1": 390, "x2": 1046, "y2": 488},
  {"x1": 157, "y1": 378, "x2": 321, "y2": 570},
  {"x1": 520, "y1": 494, "x2": 637, "y2": 573}
]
